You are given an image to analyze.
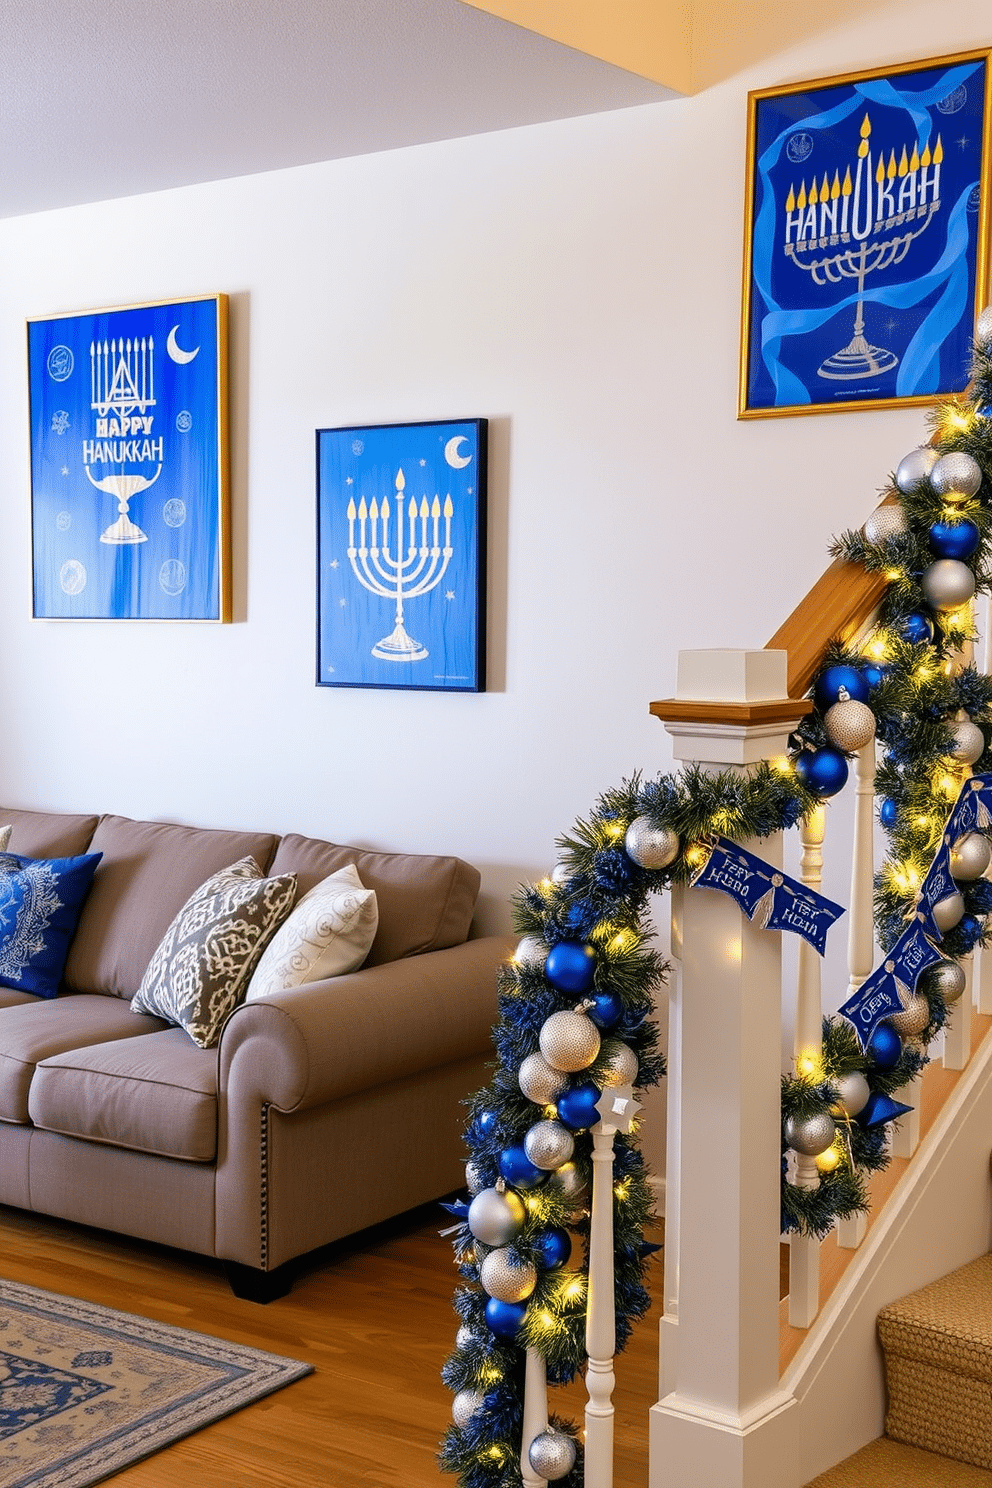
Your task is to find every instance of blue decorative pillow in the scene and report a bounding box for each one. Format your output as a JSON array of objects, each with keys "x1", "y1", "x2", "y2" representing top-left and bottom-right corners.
[{"x1": 0, "y1": 851, "x2": 102, "y2": 998}]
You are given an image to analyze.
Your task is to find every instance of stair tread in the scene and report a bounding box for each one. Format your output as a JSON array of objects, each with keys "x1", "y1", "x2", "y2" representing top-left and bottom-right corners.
[
  {"x1": 879, "y1": 1253, "x2": 992, "y2": 1382},
  {"x1": 805, "y1": 1437, "x2": 992, "y2": 1486}
]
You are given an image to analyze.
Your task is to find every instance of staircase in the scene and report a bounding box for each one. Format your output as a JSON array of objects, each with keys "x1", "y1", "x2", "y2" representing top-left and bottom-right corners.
[{"x1": 805, "y1": 1248, "x2": 992, "y2": 1486}]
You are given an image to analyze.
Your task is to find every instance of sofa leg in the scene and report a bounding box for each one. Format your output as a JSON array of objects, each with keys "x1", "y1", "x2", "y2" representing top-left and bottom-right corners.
[{"x1": 224, "y1": 1261, "x2": 295, "y2": 1303}]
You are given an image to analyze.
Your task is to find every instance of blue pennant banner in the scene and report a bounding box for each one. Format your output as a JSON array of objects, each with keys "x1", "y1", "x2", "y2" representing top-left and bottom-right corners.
[
  {"x1": 948, "y1": 773, "x2": 992, "y2": 837},
  {"x1": 912, "y1": 842, "x2": 958, "y2": 940},
  {"x1": 838, "y1": 921, "x2": 943, "y2": 1046},
  {"x1": 691, "y1": 837, "x2": 845, "y2": 954}
]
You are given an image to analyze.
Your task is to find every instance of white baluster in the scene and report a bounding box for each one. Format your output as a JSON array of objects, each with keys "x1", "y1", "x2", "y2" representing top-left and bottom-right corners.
[
  {"x1": 789, "y1": 804, "x2": 825, "y2": 1328},
  {"x1": 889, "y1": 1074, "x2": 920, "y2": 1158},
  {"x1": 836, "y1": 740, "x2": 876, "y2": 1250},
  {"x1": 943, "y1": 953, "x2": 973, "y2": 1070},
  {"x1": 977, "y1": 596, "x2": 992, "y2": 1014},
  {"x1": 521, "y1": 1347, "x2": 549, "y2": 1488}
]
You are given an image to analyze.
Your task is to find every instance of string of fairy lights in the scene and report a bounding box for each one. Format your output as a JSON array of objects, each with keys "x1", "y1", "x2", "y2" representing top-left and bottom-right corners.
[{"x1": 440, "y1": 317, "x2": 992, "y2": 1488}]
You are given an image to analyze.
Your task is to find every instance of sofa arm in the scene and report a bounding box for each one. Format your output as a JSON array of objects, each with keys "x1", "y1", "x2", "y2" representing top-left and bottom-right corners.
[{"x1": 218, "y1": 934, "x2": 512, "y2": 1112}]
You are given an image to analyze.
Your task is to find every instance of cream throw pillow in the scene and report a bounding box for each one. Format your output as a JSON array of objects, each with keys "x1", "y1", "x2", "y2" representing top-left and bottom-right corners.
[
  {"x1": 246, "y1": 863, "x2": 378, "y2": 999},
  {"x1": 0, "y1": 827, "x2": 10, "y2": 852}
]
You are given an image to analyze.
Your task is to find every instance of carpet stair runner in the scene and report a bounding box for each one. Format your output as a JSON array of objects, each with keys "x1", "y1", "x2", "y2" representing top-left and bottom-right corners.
[{"x1": 805, "y1": 1253, "x2": 992, "y2": 1487}]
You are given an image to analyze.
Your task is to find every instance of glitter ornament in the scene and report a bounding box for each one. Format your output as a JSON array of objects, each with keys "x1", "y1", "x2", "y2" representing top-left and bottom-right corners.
[
  {"x1": 948, "y1": 719, "x2": 985, "y2": 765},
  {"x1": 949, "y1": 832, "x2": 992, "y2": 881},
  {"x1": 452, "y1": 1388, "x2": 485, "y2": 1427},
  {"x1": 528, "y1": 1430, "x2": 578, "y2": 1481},
  {"x1": 930, "y1": 450, "x2": 983, "y2": 501},
  {"x1": 624, "y1": 815, "x2": 680, "y2": 870},
  {"x1": 933, "y1": 892, "x2": 965, "y2": 933},
  {"x1": 596, "y1": 1037, "x2": 640, "y2": 1087},
  {"x1": 814, "y1": 664, "x2": 870, "y2": 712},
  {"x1": 544, "y1": 941, "x2": 597, "y2": 994},
  {"x1": 468, "y1": 1185, "x2": 526, "y2": 1246},
  {"x1": 976, "y1": 304, "x2": 992, "y2": 348},
  {"x1": 894, "y1": 445, "x2": 939, "y2": 493},
  {"x1": 920, "y1": 959, "x2": 967, "y2": 1005},
  {"x1": 795, "y1": 746, "x2": 849, "y2": 798},
  {"x1": 886, "y1": 994, "x2": 930, "y2": 1038},
  {"x1": 539, "y1": 1004, "x2": 601, "y2": 1072},
  {"x1": 480, "y1": 1246, "x2": 537, "y2": 1303},
  {"x1": 929, "y1": 518, "x2": 980, "y2": 560},
  {"x1": 523, "y1": 1118, "x2": 575, "y2": 1170},
  {"x1": 867, "y1": 1023, "x2": 902, "y2": 1070},
  {"x1": 483, "y1": 1297, "x2": 527, "y2": 1337},
  {"x1": 921, "y1": 559, "x2": 976, "y2": 610},
  {"x1": 784, "y1": 1111, "x2": 836, "y2": 1157},
  {"x1": 863, "y1": 504, "x2": 907, "y2": 545},
  {"x1": 547, "y1": 1160, "x2": 587, "y2": 1208},
  {"x1": 514, "y1": 935, "x2": 547, "y2": 969},
  {"x1": 824, "y1": 691, "x2": 876, "y2": 751},
  {"x1": 830, "y1": 1071, "x2": 870, "y2": 1118},
  {"x1": 465, "y1": 1160, "x2": 484, "y2": 1195},
  {"x1": 518, "y1": 1051, "x2": 569, "y2": 1104}
]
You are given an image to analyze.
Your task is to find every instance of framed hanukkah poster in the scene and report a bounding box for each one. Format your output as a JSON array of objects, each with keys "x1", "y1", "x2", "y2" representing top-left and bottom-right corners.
[
  {"x1": 740, "y1": 51, "x2": 992, "y2": 417},
  {"x1": 27, "y1": 294, "x2": 230, "y2": 619},
  {"x1": 316, "y1": 418, "x2": 487, "y2": 691}
]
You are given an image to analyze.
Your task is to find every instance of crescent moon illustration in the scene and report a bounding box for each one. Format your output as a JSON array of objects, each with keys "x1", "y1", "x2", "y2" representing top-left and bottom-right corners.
[
  {"x1": 166, "y1": 326, "x2": 200, "y2": 364},
  {"x1": 444, "y1": 435, "x2": 472, "y2": 469}
]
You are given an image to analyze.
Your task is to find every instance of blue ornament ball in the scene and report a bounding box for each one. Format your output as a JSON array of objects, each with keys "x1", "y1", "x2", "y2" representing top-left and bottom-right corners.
[
  {"x1": 484, "y1": 1297, "x2": 528, "y2": 1337},
  {"x1": 532, "y1": 1227, "x2": 572, "y2": 1269},
  {"x1": 478, "y1": 1110, "x2": 497, "y2": 1135},
  {"x1": 557, "y1": 1081, "x2": 602, "y2": 1131},
  {"x1": 958, "y1": 914, "x2": 983, "y2": 948},
  {"x1": 545, "y1": 940, "x2": 597, "y2": 994},
  {"x1": 863, "y1": 663, "x2": 888, "y2": 690},
  {"x1": 795, "y1": 747, "x2": 849, "y2": 798},
  {"x1": 879, "y1": 797, "x2": 898, "y2": 829},
  {"x1": 899, "y1": 612, "x2": 935, "y2": 645},
  {"x1": 587, "y1": 990, "x2": 623, "y2": 1031},
  {"x1": 498, "y1": 1145, "x2": 547, "y2": 1190},
  {"x1": 867, "y1": 1022, "x2": 903, "y2": 1071},
  {"x1": 929, "y1": 518, "x2": 981, "y2": 560},
  {"x1": 814, "y1": 665, "x2": 870, "y2": 712}
]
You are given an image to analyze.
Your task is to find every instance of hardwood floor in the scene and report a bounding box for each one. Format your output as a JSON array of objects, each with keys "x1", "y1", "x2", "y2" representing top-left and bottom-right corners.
[{"x1": 0, "y1": 1200, "x2": 665, "y2": 1487}]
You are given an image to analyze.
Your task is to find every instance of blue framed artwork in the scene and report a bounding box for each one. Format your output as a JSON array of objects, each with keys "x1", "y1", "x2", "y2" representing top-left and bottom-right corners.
[
  {"x1": 740, "y1": 51, "x2": 992, "y2": 417},
  {"x1": 316, "y1": 419, "x2": 487, "y2": 691},
  {"x1": 27, "y1": 294, "x2": 230, "y2": 619}
]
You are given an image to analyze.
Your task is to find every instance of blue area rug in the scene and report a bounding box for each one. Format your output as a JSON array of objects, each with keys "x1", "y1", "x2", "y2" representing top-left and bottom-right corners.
[{"x1": 0, "y1": 1279, "x2": 312, "y2": 1487}]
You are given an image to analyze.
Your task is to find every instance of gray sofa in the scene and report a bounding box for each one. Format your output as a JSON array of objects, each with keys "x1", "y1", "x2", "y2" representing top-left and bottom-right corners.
[{"x1": 0, "y1": 806, "x2": 508, "y2": 1299}]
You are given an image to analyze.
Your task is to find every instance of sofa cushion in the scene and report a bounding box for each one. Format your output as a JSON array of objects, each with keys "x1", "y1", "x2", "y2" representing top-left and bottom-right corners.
[
  {"x1": 0, "y1": 852, "x2": 103, "y2": 999},
  {"x1": 267, "y1": 834, "x2": 480, "y2": 966},
  {"x1": 246, "y1": 864, "x2": 378, "y2": 998},
  {"x1": 64, "y1": 815, "x2": 280, "y2": 999},
  {"x1": 0, "y1": 827, "x2": 10, "y2": 851},
  {"x1": 0, "y1": 995, "x2": 168, "y2": 1124},
  {"x1": 131, "y1": 858, "x2": 297, "y2": 1047},
  {"x1": 0, "y1": 807, "x2": 99, "y2": 860},
  {"x1": 30, "y1": 1028, "x2": 218, "y2": 1162}
]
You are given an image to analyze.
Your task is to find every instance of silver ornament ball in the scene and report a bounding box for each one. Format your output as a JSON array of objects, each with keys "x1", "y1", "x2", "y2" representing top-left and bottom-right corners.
[
  {"x1": 921, "y1": 559, "x2": 976, "y2": 611},
  {"x1": 824, "y1": 695, "x2": 876, "y2": 751},
  {"x1": 921, "y1": 959, "x2": 968, "y2": 1005},
  {"x1": 976, "y1": 305, "x2": 992, "y2": 349},
  {"x1": 784, "y1": 1111, "x2": 836, "y2": 1157},
  {"x1": 465, "y1": 1160, "x2": 484, "y2": 1195},
  {"x1": 452, "y1": 1388, "x2": 486, "y2": 1428},
  {"x1": 550, "y1": 863, "x2": 571, "y2": 886},
  {"x1": 949, "y1": 719, "x2": 986, "y2": 765},
  {"x1": 931, "y1": 451, "x2": 983, "y2": 501},
  {"x1": 950, "y1": 832, "x2": 992, "y2": 881},
  {"x1": 479, "y1": 1246, "x2": 537, "y2": 1303},
  {"x1": 596, "y1": 1037, "x2": 640, "y2": 1087},
  {"x1": 895, "y1": 446, "x2": 939, "y2": 493},
  {"x1": 528, "y1": 1430, "x2": 578, "y2": 1481},
  {"x1": 933, "y1": 891, "x2": 965, "y2": 933},
  {"x1": 467, "y1": 1186, "x2": 526, "y2": 1246},
  {"x1": 455, "y1": 1324, "x2": 474, "y2": 1350},
  {"x1": 863, "y1": 504, "x2": 908, "y2": 546},
  {"x1": 886, "y1": 994, "x2": 930, "y2": 1038},
  {"x1": 547, "y1": 1160, "x2": 588, "y2": 1209},
  {"x1": 514, "y1": 935, "x2": 547, "y2": 970},
  {"x1": 519, "y1": 1050, "x2": 570, "y2": 1104},
  {"x1": 625, "y1": 815, "x2": 680, "y2": 870},
  {"x1": 830, "y1": 1072, "x2": 870, "y2": 1118},
  {"x1": 524, "y1": 1118, "x2": 575, "y2": 1171},
  {"x1": 539, "y1": 1008, "x2": 601, "y2": 1073}
]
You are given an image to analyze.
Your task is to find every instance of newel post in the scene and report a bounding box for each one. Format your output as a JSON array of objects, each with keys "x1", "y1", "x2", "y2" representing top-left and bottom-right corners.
[{"x1": 649, "y1": 651, "x2": 810, "y2": 1488}]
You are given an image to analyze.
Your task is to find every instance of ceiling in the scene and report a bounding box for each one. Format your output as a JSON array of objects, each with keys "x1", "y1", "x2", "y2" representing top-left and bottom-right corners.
[{"x1": 0, "y1": 0, "x2": 675, "y2": 220}]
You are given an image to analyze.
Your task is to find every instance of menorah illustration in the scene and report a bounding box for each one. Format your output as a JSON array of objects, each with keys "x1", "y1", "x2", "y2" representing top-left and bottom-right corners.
[
  {"x1": 88, "y1": 335, "x2": 157, "y2": 544},
  {"x1": 783, "y1": 113, "x2": 943, "y2": 381},
  {"x1": 346, "y1": 468, "x2": 454, "y2": 661}
]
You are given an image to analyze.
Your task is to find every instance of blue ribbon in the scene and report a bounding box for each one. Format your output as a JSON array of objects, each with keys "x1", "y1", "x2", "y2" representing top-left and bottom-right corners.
[{"x1": 692, "y1": 837, "x2": 845, "y2": 953}]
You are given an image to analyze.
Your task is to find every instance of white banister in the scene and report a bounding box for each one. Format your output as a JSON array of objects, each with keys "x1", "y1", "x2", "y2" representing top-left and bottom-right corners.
[
  {"x1": 651, "y1": 651, "x2": 804, "y2": 1488},
  {"x1": 789, "y1": 803, "x2": 825, "y2": 1328}
]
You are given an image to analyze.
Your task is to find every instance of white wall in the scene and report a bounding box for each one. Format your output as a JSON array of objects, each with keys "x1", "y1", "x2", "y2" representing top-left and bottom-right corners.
[{"x1": 0, "y1": 0, "x2": 988, "y2": 1180}]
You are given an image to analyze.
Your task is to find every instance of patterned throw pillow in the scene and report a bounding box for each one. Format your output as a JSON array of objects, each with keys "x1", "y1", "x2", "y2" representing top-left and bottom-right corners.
[
  {"x1": 246, "y1": 864, "x2": 378, "y2": 999},
  {"x1": 0, "y1": 851, "x2": 103, "y2": 998},
  {"x1": 131, "y1": 857, "x2": 297, "y2": 1048}
]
